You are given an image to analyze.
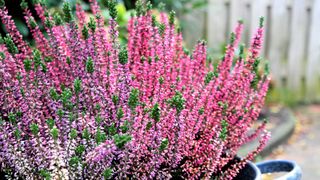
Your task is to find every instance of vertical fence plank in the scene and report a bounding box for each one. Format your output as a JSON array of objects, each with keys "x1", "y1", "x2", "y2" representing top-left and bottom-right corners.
[
  {"x1": 207, "y1": 0, "x2": 228, "y2": 57},
  {"x1": 229, "y1": 0, "x2": 244, "y2": 32},
  {"x1": 181, "y1": 9, "x2": 206, "y2": 49},
  {"x1": 229, "y1": 0, "x2": 252, "y2": 44},
  {"x1": 268, "y1": 0, "x2": 289, "y2": 88},
  {"x1": 288, "y1": 0, "x2": 307, "y2": 100},
  {"x1": 306, "y1": 0, "x2": 320, "y2": 102}
]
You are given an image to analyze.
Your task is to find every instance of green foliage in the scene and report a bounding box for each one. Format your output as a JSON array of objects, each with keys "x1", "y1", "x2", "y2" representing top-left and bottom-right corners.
[
  {"x1": 70, "y1": 128, "x2": 77, "y2": 139},
  {"x1": 61, "y1": 88, "x2": 72, "y2": 107},
  {"x1": 82, "y1": 24, "x2": 89, "y2": 39},
  {"x1": 168, "y1": 91, "x2": 185, "y2": 114},
  {"x1": 112, "y1": 95, "x2": 119, "y2": 105},
  {"x1": 159, "y1": 138, "x2": 169, "y2": 151},
  {"x1": 108, "y1": 123, "x2": 116, "y2": 136},
  {"x1": 251, "y1": 58, "x2": 261, "y2": 90},
  {"x1": 16, "y1": 111, "x2": 22, "y2": 118},
  {"x1": 219, "y1": 120, "x2": 228, "y2": 141},
  {"x1": 158, "y1": 23, "x2": 166, "y2": 36},
  {"x1": 51, "y1": 128, "x2": 59, "y2": 140},
  {"x1": 53, "y1": 13, "x2": 63, "y2": 26},
  {"x1": 128, "y1": 88, "x2": 139, "y2": 110},
  {"x1": 69, "y1": 156, "x2": 80, "y2": 167},
  {"x1": 151, "y1": 15, "x2": 157, "y2": 27},
  {"x1": 120, "y1": 120, "x2": 130, "y2": 133},
  {"x1": 33, "y1": 49, "x2": 42, "y2": 71},
  {"x1": 119, "y1": 46, "x2": 128, "y2": 65},
  {"x1": 204, "y1": 71, "x2": 215, "y2": 85},
  {"x1": 4, "y1": 35, "x2": 18, "y2": 55},
  {"x1": 198, "y1": 107, "x2": 204, "y2": 115},
  {"x1": 229, "y1": 32, "x2": 236, "y2": 45},
  {"x1": 95, "y1": 115, "x2": 103, "y2": 124},
  {"x1": 259, "y1": 16, "x2": 265, "y2": 28},
  {"x1": 32, "y1": 0, "x2": 43, "y2": 5},
  {"x1": 266, "y1": 87, "x2": 300, "y2": 107},
  {"x1": 50, "y1": 87, "x2": 60, "y2": 101},
  {"x1": 30, "y1": 123, "x2": 39, "y2": 135},
  {"x1": 44, "y1": 56, "x2": 53, "y2": 63},
  {"x1": 28, "y1": 17, "x2": 38, "y2": 29},
  {"x1": 20, "y1": 88, "x2": 25, "y2": 97},
  {"x1": 74, "y1": 78, "x2": 82, "y2": 95},
  {"x1": 146, "y1": 121, "x2": 152, "y2": 130},
  {"x1": 0, "y1": 0, "x2": 5, "y2": 7},
  {"x1": 46, "y1": 118, "x2": 55, "y2": 129},
  {"x1": 113, "y1": 134, "x2": 132, "y2": 148},
  {"x1": 39, "y1": 169, "x2": 51, "y2": 180},
  {"x1": 169, "y1": 10, "x2": 175, "y2": 25},
  {"x1": 86, "y1": 57, "x2": 95, "y2": 74},
  {"x1": 75, "y1": 145, "x2": 85, "y2": 156},
  {"x1": 95, "y1": 129, "x2": 106, "y2": 144},
  {"x1": 159, "y1": 76, "x2": 164, "y2": 85},
  {"x1": 8, "y1": 112, "x2": 17, "y2": 124},
  {"x1": 105, "y1": 0, "x2": 117, "y2": 20},
  {"x1": 88, "y1": 17, "x2": 96, "y2": 32},
  {"x1": 45, "y1": 18, "x2": 54, "y2": 28},
  {"x1": 63, "y1": 2, "x2": 73, "y2": 23},
  {"x1": 23, "y1": 59, "x2": 32, "y2": 72},
  {"x1": 126, "y1": 0, "x2": 206, "y2": 17},
  {"x1": 20, "y1": 0, "x2": 28, "y2": 9},
  {"x1": 116, "y1": 108, "x2": 124, "y2": 119},
  {"x1": 14, "y1": 128, "x2": 21, "y2": 139},
  {"x1": 146, "y1": 1, "x2": 152, "y2": 11},
  {"x1": 82, "y1": 128, "x2": 90, "y2": 140},
  {"x1": 264, "y1": 62, "x2": 270, "y2": 76},
  {"x1": 150, "y1": 103, "x2": 161, "y2": 122},
  {"x1": 135, "y1": 0, "x2": 144, "y2": 16},
  {"x1": 103, "y1": 168, "x2": 113, "y2": 179},
  {"x1": 95, "y1": 104, "x2": 101, "y2": 111},
  {"x1": 239, "y1": 44, "x2": 245, "y2": 60}
]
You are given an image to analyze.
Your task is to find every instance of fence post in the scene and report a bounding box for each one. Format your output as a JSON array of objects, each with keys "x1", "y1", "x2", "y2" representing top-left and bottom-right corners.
[
  {"x1": 207, "y1": 0, "x2": 228, "y2": 57},
  {"x1": 288, "y1": 0, "x2": 307, "y2": 101},
  {"x1": 268, "y1": 0, "x2": 289, "y2": 89},
  {"x1": 306, "y1": 0, "x2": 320, "y2": 102}
]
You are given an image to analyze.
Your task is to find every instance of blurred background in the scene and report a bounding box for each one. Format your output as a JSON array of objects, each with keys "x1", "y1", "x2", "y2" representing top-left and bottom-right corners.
[{"x1": 2, "y1": 0, "x2": 320, "y2": 178}]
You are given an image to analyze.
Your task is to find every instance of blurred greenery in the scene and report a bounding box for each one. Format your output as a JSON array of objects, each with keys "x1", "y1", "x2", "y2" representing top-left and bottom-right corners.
[
  {"x1": 122, "y1": 0, "x2": 206, "y2": 13},
  {"x1": 1, "y1": 0, "x2": 206, "y2": 43},
  {"x1": 148, "y1": 0, "x2": 206, "y2": 13},
  {"x1": 266, "y1": 87, "x2": 302, "y2": 108}
]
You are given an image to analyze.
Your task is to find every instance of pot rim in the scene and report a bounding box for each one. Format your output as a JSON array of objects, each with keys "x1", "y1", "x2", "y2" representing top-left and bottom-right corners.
[
  {"x1": 256, "y1": 160, "x2": 302, "y2": 180},
  {"x1": 246, "y1": 160, "x2": 262, "y2": 180}
]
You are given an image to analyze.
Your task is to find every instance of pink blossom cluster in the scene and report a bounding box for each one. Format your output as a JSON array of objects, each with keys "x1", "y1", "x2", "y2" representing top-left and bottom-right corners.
[{"x1": 0, "y1": 0, "x2": 270, "y2": 179}]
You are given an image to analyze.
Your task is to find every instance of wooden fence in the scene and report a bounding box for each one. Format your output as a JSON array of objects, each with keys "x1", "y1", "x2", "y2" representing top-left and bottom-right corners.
[{"x1": 183, "y1": 0, "x2": 320, "y2": 102}]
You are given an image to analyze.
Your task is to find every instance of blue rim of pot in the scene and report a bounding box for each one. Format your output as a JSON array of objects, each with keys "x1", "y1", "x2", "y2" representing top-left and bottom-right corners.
[{"x1": 256, "y1": 160, "x2": 302, "y2": 180}]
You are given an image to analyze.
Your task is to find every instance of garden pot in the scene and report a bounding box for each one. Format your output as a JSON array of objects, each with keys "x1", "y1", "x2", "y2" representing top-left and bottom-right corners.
[
  {"x1": 234, "y1": 160, "x2": 262, "y2": 180},
  {"x1": 256, "y1": 160, "x2": 302, "y2": 180}
]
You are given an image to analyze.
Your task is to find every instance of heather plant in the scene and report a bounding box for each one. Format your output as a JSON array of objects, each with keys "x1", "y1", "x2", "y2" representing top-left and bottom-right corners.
[{"x1": 0, "y1": 0, "x2": 270, "y2": 179}]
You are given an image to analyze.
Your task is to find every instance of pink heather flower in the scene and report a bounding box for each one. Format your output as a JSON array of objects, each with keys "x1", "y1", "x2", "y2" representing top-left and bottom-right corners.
[
  {"x1": 76, "y1": 3, "x2": 87, "y2": 29},
  {"x1": 0, "y1": 1, "x2": 270, "y2": 179},
  {"x1": 0, "y1": 5, "x2": 30, "y2": 57}
]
